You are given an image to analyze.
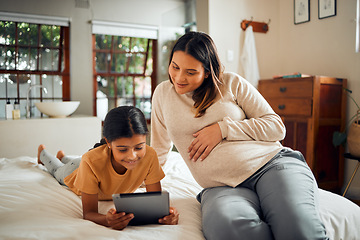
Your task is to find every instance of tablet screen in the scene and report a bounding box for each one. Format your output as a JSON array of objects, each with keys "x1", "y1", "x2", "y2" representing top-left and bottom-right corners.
[{"x1": 112, "y1": 191, "x2": 169, "y2": 225}]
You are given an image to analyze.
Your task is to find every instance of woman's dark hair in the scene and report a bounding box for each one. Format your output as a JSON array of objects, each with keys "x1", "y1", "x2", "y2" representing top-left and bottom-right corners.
[
  {"x1": 169, "y1": 31, "x2": 224, "y2": 117},
  {"x1": 93, "y1": 106, "x2": 148, "y2": 148}
]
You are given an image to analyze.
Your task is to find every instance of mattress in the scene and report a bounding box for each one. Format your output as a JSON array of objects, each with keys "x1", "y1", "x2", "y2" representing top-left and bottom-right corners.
[{"x1": 0, "y1": 152, "x2": 359, "y2": 240}]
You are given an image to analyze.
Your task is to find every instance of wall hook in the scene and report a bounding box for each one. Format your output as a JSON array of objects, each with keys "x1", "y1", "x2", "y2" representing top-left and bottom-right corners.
[{"x1": 241, "y1": 18, "x2": 270, "y2": 33}]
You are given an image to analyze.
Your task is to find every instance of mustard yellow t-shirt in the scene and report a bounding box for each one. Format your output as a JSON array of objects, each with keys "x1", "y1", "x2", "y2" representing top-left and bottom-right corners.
[{"x1": 64, "y1": 144, "x2": 165, "y2": 200}]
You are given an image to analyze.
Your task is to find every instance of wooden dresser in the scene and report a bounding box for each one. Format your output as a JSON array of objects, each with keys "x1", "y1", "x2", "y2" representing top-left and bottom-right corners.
[{"x1": 258, "y1": 76, "x2": 347, "y2": 193}]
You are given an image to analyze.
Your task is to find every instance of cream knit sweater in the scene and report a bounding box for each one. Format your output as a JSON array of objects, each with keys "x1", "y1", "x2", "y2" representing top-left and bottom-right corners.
[{"x1": 151, "y1": 72, "x2": 285, "y2": 188}]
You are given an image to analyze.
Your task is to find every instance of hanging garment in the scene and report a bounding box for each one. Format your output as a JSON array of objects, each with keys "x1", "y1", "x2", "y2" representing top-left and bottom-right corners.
[{"x1": 240, "y1": 26, "x2": 260, "y2": 87}]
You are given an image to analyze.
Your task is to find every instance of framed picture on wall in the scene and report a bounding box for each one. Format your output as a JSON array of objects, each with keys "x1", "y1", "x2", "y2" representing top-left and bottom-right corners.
[
  {"x1": 318, "y1": 0, "x2": 337, "y2": 19},
  {"x1": 294, "y1": 0, "x2": 310, "y2": 24}
]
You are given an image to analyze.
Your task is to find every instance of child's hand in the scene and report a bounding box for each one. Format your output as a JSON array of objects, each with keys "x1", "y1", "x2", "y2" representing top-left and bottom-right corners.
[
  {"x1": 159, "y1": 207, "x2": 179, "y2": 225},
  {"x1": 106, "y1": 208, "x2": 134, "y2": 230}
]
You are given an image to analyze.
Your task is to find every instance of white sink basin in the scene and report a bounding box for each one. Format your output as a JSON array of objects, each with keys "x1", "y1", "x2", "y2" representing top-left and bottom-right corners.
[{"x1": 35, "y1": 101, "x2": 80, "y2": 118}]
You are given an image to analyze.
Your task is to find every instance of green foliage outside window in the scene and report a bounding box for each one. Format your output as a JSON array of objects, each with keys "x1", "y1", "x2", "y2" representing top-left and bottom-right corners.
[
  {"x1": 0, "y1": 21, "x2": 62, "y2": 71},
  {"x1": 0, "y1": 20, "x2": 67, "y2": 118},
  {"x1": 94, "y1": 34, "x2": 154, "y2": 120}
]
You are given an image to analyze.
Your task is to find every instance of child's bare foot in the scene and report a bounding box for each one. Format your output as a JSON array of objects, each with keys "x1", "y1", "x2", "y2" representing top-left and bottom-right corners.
[
  {"x1": 56, "y1": 150, "x2": 65, "y2": 161},
  {"x1": 38, "y1": 144, "x2": 46, "y2": 164}
]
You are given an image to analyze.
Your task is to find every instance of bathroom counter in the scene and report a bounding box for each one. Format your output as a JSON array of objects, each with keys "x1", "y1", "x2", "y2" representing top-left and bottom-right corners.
[{"x1": 0, "y1": 115, "x2": 102, "y2": 158}]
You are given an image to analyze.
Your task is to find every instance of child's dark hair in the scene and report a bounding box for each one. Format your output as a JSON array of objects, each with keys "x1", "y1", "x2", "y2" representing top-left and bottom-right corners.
[{"x1": 93, "y1": 106, "x2": 148, "y2": 148}]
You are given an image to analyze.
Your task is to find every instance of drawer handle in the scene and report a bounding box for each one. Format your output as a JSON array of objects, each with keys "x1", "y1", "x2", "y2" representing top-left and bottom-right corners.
[
  {"x1": 278, "y1": 105, "x2": 285, "y2": 110},
  {"x1": 279, "y1": 87, "x2": 287, "y2": 92}
]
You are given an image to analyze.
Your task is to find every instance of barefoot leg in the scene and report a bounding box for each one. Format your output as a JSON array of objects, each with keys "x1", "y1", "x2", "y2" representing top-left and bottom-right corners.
[
  {"x1": 56, "y1": 150, "x2": 65, "y2": 161},
  {"x1": 38, "y1": 144, "x2": 46, "y2": 165},
  {"x1": 38, "y1": 147, "x2": 64, "y2": 176}
]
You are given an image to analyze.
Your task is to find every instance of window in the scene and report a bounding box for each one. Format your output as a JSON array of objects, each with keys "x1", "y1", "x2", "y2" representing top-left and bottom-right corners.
[
  {"x1": 0, "y1": 15, "x2": 70, "y2": 118},
  {"x1": 93, "y1": 35, "x2": 157, "y2": 120}
]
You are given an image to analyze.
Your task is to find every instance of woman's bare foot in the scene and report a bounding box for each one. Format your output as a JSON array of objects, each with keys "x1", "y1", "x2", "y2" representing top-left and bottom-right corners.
[
  {"x1": 38, "y1": 144, "x2": 46, "y2": 164},
  {"x1": 56, "y1": 150, "x2": 65, "y2": 161}
]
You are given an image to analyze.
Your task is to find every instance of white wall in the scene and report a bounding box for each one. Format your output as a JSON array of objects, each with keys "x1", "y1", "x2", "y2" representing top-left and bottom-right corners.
[
  {"x1": 203, "y1": 0, "x2": 360, "y2": 198},
  {"x1": 207, "y1": 0, "x2": 280, "y2": 78},
  {"x1": 0, "y1": 116, "x2": 101, "y2": 157}
]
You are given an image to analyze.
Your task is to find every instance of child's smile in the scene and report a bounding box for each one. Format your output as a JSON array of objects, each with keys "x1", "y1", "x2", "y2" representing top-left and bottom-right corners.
[{"x1": 108, "y1": 134, "x2": 147, "y2": 174}]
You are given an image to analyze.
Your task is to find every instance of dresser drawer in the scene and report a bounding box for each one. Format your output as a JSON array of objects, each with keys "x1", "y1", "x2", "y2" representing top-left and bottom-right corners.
[
  {"x1": 258, "y1": 79, "x2": 313, "y2": 98},
  {"x1": 267, "y1": 98, "x2": 312, "y2": 116},
  {"x1": 258, "y1": 75, "x2": 347, "y2": 193}
]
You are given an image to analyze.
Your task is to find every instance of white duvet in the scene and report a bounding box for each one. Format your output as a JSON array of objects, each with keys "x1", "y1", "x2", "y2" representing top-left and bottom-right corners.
[{"x1": 0, "y1": 152, "x2": 359, "y2": 240}]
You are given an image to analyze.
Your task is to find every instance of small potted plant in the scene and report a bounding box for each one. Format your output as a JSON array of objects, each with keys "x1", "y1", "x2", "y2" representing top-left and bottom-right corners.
[{"x1": 333, "y1": 88, "x2": 360, "y2": 157}]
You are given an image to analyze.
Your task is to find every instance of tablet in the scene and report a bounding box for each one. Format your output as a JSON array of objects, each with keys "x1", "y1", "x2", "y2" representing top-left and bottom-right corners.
[{"x1": 112, "y1": 191, "x2": 169, "y2": 225}]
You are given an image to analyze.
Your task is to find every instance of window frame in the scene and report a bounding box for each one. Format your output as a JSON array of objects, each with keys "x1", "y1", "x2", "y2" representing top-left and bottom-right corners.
[
  {"x1": 92, "y1": 34, "x2": 157, "y2": 121},
  {"x1": 0, "y1": 20, "x2": 70, "y2": 117}
]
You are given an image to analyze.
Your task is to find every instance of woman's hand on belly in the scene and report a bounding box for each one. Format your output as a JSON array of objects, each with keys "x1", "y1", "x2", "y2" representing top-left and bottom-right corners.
[{"x1": 188, "y1": 123, "x2": 222, "y2": 162}]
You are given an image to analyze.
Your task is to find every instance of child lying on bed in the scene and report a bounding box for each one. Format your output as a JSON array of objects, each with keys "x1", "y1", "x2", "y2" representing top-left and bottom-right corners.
[{"x1": 37, "y1": 106, "x2": 179, "y2": 230}]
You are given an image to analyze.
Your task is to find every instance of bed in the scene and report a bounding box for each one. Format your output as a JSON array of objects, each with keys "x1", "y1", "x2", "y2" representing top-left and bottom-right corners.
[{"x1": 1, "y1": 151, "x2": 360, "y2": 240}]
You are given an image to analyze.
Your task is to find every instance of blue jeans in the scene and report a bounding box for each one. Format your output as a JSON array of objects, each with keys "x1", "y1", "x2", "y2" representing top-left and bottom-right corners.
[{"x1": 196, "y1": 149, "x2": 328, "y2": 240}]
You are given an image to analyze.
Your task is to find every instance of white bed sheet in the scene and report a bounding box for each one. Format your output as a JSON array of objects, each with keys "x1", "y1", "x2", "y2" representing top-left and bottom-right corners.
[{"x1": 0, "y1": 152, "x2": 359, "y2": 240}]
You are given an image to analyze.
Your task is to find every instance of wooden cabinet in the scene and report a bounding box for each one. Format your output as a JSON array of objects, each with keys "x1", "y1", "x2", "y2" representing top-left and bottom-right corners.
[{"x1": 258, "y1": 76, "x2": 347, "y2": 193}]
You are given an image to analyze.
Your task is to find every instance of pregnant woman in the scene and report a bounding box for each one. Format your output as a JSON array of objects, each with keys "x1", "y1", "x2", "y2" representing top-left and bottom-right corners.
[{"x1": 150, "y1": 31, "x2": 328, "y2": 240}]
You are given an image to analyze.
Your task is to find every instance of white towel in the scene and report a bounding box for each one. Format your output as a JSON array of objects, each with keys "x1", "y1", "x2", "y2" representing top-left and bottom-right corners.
[{"x1": 240, "y1": 26, "x2": 260, "y2": 87}]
